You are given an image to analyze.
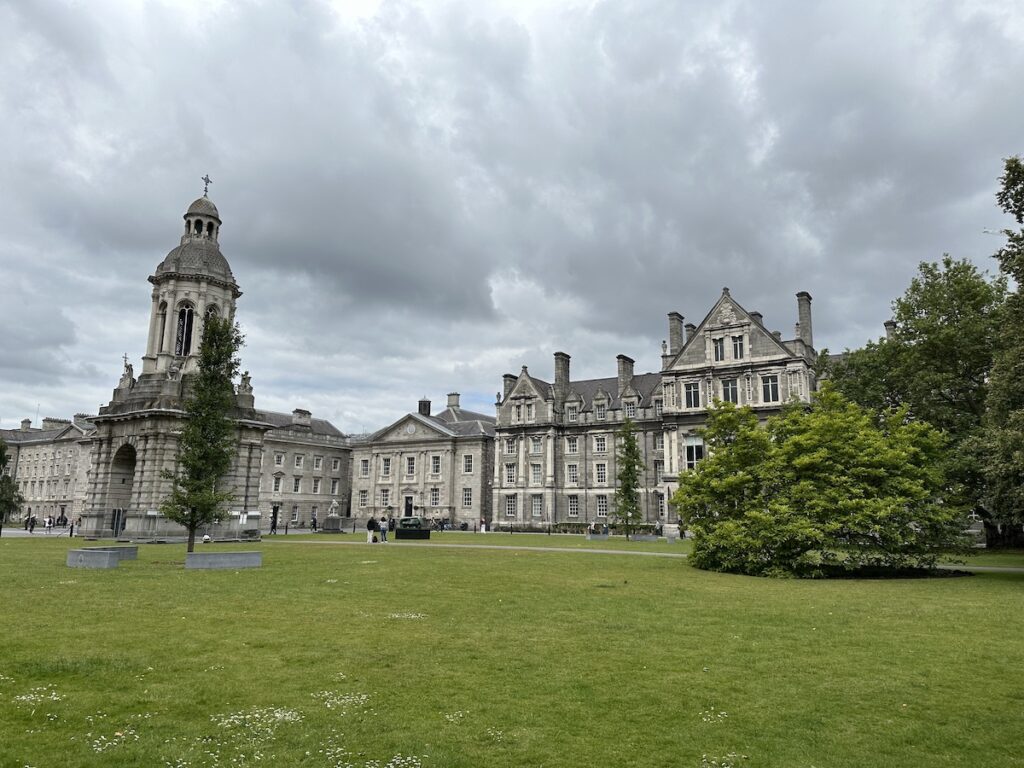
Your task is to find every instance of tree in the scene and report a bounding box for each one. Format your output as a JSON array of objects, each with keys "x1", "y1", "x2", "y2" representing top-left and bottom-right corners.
[
  {"x1": 672, "y1": 389, "x2": 965, "y2": 577},
  {"x1": 0, "y1": 438, "x2": 25, "y2": 531},
  {"x1": 613, "y1": 417, "x2": 646, "y2": 540},
  {"x1": 161, "y1": 316, "x2": 244, "y2": 552},
  {"x1": 976, "y1": 156, "x2": 1024, "y2": 546}
]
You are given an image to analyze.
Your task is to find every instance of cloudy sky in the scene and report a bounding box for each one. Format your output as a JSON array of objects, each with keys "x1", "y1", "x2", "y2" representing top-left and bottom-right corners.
[{"x1": 1, "y1": 0, "x2": 1022, "y2": 433}]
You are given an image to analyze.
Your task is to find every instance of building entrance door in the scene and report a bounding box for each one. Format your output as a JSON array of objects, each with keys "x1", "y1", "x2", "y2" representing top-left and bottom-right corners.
[{"x1": 404, "y1": 496, "x2": 413, "y2": 517}]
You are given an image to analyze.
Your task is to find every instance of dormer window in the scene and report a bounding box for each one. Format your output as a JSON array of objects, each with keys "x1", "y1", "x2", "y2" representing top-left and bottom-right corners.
[
  {"x1": 625, "y1": 402, "x2": 637, "y2": 419},
  {"x1": 595, "y1": 403, "x2": 607, "y2": 420},
  {"x1": 567, "y1": 405, "x2": 578, "y2": 423}
]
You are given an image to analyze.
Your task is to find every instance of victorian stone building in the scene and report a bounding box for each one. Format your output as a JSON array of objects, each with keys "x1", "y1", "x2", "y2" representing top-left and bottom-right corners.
[
  {"x1": 351, "y1": 394, "x2": 495, "y2": 527},
  {"x1": 492, "y1": 289, "x2": 818, "y2": 527},
  {"x1": 75, "y1": 191, "x2": 351, "y2": 539}
]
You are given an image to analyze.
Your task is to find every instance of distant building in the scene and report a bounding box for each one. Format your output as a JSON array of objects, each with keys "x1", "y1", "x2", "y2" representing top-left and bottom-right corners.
[
  {"x1": 493, "y1": 288, "x2": 818, "y2": 527},
  {"x1": 350, "y1": 394, "x2": 495, "y2": 527}
]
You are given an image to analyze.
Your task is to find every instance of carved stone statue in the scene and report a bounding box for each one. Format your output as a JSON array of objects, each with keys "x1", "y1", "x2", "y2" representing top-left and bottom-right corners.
[
  {"x1": 238, "y1": 370, "x2": 253, "y2": 394},
  {"x1": 118, "y1": 360, "x2": 135, "y2": 389}
]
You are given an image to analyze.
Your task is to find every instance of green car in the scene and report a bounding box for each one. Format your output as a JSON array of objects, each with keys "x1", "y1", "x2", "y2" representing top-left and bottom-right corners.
[{"x1": 398, "y1": 516, "x2": 424, "y2": 530}]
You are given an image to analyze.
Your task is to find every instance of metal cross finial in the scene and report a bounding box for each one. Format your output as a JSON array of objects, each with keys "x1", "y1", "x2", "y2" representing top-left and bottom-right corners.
[
  {"x1": 122, "y1": 353, "x2": 129, "y2": 367},
  {"x1": 201, "y1": 174, "x2": 213, "y2": 196}
]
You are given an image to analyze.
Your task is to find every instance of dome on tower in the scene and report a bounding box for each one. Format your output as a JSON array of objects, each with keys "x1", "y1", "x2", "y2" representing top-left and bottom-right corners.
[
  {"x1": 155, "y1": 240, "x2": 235, "y2": 282},
  {"x1": 186, "y1": 195, "x2": 221, "y2": 220}
]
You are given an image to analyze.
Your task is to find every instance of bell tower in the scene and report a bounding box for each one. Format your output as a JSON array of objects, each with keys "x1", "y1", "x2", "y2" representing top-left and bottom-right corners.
[{"x1": 141, "y1": 179, "x2": 242, "y2": 377}]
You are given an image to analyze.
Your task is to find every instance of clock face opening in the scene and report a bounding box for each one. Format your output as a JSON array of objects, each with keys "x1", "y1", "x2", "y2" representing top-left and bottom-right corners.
[{"x1": 406, "y1": 424, "x2": 416, "y2": 434}]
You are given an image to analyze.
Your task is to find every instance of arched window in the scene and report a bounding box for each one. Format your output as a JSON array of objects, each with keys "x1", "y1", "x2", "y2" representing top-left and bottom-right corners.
[
  {"x1": 157, "y1": 302, "x2": 168, "y2": 353},
  {"x1": 206, "y1": 221, "x2": 214, "y2": 236},
  {"x1": 184, "y1": 219, "x2": 192, "y2": 236},
  {"x1": 175, "y1": 303, "x2": 194, "y2": 356},
  {"x1": 193, "y1": 219, "x2": 203, "y2": 235}
]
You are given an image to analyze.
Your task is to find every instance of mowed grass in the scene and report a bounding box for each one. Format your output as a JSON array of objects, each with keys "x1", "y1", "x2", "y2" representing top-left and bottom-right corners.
[{"x1": 1, "y1": 537, "x2": 1023, "y2": 768}]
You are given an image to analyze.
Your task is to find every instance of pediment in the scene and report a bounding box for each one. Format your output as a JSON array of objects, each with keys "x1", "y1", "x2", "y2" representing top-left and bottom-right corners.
[{"x1": 371, "y1": 414, "x2": 452, "y2": 443}]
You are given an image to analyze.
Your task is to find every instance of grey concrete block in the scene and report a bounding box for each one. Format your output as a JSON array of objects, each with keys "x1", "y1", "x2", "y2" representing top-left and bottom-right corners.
[
  {"x1": 185, "y1": 551, "x2": 262, "y2": 570},
  {"x1": 67, "y1": 549, "x2": 120, "y2": 569}
]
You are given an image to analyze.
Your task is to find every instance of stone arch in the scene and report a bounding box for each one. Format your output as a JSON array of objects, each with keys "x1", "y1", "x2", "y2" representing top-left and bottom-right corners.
[
  {"x1": 107, "y1": 443, "x2": 137, "y2": 535},
  {"x1": 175, "y1": 302, "x2": 195, "y2": 356}
]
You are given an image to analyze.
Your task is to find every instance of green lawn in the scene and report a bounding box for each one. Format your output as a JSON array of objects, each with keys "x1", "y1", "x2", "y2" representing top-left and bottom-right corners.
[{"x1": 2, "y1": 537, "x2": 1022, "y2": 767}]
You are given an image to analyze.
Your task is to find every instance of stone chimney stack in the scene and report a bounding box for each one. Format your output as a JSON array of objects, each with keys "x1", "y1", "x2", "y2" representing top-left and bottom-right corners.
[
  {"x1": 447, "y1": 392, "x2": 460, "y2": 409},
  {"x1": 668, "y1": 312, "x2": 684, "y2": 354},
  {"x1": 553, "y1": 352, "x2": 570, "y2": 405},
  {"x1": 796, "y1": 291, "x2": 813, "y2": 348},
  {"x1": 750, "y1": 311, "x2": 763, "y2": 324},
  {"x1": 884, "y1": 320, "x2": 896, "y2": 341},
  {"x1": 20, "y1": 418, "x2": 31, "y2": 431},
  {"x1": 41, "y1": 417, "x2": 69, "y2": 430},
  {"x1": 616, "y1": 354, "x2": 635, "y2": 397},
  {"x1": 772, "y1": 330, "x2": 782, "y2": 341},
  {"x1": 418, "y1": 398, "x2": 431, "y2": 417},
  {"x1": 685, "y1": 322, "x2": 696, "y2": 341},
  {"x1": 292, "y1": 409, "x2": 312, "y2": 427},
  {"x1": 502, "y1": 374, "x2": 517, "y2": 400}
]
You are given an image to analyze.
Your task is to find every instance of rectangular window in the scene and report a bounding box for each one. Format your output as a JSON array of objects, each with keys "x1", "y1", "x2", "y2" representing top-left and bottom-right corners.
[
  {"x1": 531, "y1": 463, "x2": 541, "y2": 484},
  {"x1": 314, "y1": 456, "x2": 323, "y2": 470},
  {"x1": 713, "y1": 338, "x2": 725, "y2": 361},
  {"x1": 505, "y1": 495, "x2": 517, "y2": 517},
  {"x1": 526, "y1": 403, "x2": 534, "y2": 421},
  {"x1": 312, "y1": 478, "x2": 321, "y2": 494},
  {"x1": 515, "y1": 404, "x2": 522, "y2": 422},
  {"x1": 595, "y1": 435, "x2": 607, "y2": 453},
  {"x1": 430, "y1": 487, "x2": 440, "y2": 506},
  {"x1": 567, "y1": 495, "x2": 579, "y2": 517},
  {"x1": 654, "y1": 399, "x2": 663, "y2": 416},
  {"x1": 567, "y1": 464, "x2": 579, "y2": 484},
  {"x1": 504, "y1": 438, "x2": 516, "y2": 454},
  {"x1": 380, "y1": 488, "x2": 390, "y2": 507},
  {"x1": 462, "y1": 488, "x2": 472, "y2": 508},
  {"x1": 273, "y1": 477, "x2": 281, "y2": 492},
  {"x1": 567, "y1": 405, "x2": 578, "y2": 423},
  {"x1": 406, "y1": 456, "x2": 416, "y2": 476},
  {"x1": 463, "y1": 454, "x2": 473, "y2": 473},
  {"x1": 295, "y1": 455, "x2": 304, "y2": 469},
  {"x1": 532, "y1": 495, "x2": 543, "y2": 517},
  {"x1": 566, "y1": 436, "x2": 578, "y2": 454},
  {"x1": 654, "y1": 459, "x2": 664, "y2": 483},
  {"x1": 685, "y1": 441, "x2": 705, "y2": 470},
  {"x1": 360, "y1": 459, "x2": 369, "y2": 477},
  {"x1": 530, "y1": 436, "x2": 542, "y2": 454},
  {"x1": 732, "y1": 335, "x2": 744, "y2": 360},
  {"x1": 431, "y1": 455, "x2": 441, "y2": 474},
  {"x1": 597, "y1": 495, "x2": 608, "y2": 517},
  {"x1": 762, "y1": 374, "x2": 780, "y2": 403},
  {"x1": 274, "y1": 453, "x2": 284, "y2": 466},
  {"x1": 382, "y1": 457, "x2": 391, "y2": 477},
  {"x1": 596, "y1": 463, "x2": 607, "y2": 484},
  {"x1": 332, "y1": 458, "x2": 341, "y2": 471},
  {"x1": 685, "y1": 382, "x2": 701, "y2": 408},
  {"x1": 291, "y1": 505, "x2": 299, "y2": 523},
  {"x1": 505, "y1": 463, "x2": 517, "y2": 484},
  {"x1": 595, "y1": 403, "x2": 606, "y2": 420},
  {"x1": 331, "y1": 479, "x2": 339, "y2": 495},
  {"x1": 293, "y1": 477, "x2": 301, "y2": 493},
  {"x1": 654, "y1": 433, "x2": 664, "y2": 450},
  {"x1": 625, "y1": 402, "x2": 637, "y2": 419},
  {"x1": 722, "y1": 379, "x2": 739, "y2": 404},
  {"x1": 358, "y1": 490, "x2": 368, "y2": 507}
]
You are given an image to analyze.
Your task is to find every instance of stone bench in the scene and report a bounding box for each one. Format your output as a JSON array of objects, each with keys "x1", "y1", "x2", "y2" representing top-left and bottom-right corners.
[
  {"x1": 630, "y1": 534, "x2": 659, "y2": 542},
  {"x1": 185, "y1": 551, "x2": 262, "y2": 570},
  {"x1": 67, "y1": 549, "x2": 121, "y2": 569},
  {"x1": 89, "y1": 546, "x2": 138, "y2": 561}
]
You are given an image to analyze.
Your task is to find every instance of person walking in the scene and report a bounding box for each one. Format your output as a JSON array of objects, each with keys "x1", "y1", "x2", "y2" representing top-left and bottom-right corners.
[
  {"x1": 379, "y1": 515, "x2": 388, "y2": 542},
  {"x1": 366, "y1": 515, "x2": 377, "y2": 544},
  {"x1": 28, "y1": 515, "x2": 36, "y2": 534},
  {"x1": 44, "y1": 516, "x2": 53, "y2": 534}
]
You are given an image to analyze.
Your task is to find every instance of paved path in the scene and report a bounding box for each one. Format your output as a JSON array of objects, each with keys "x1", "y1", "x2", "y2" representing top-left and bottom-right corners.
[{"x1": 266, "y1": 538, "x2": 1024, "y2": 571}]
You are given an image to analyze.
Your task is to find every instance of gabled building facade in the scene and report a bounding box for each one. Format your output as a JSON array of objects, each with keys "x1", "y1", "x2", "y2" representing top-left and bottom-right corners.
[
  {"x1": 350, "y1": 394, "x2": 494, "y2": 526},
  {"x1": 493, "y1": 289, "x2": 818, "y2": 527}
]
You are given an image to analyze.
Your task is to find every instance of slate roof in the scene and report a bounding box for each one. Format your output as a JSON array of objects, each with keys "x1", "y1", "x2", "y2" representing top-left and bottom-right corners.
[
  {"x1": 255, "y1": 410, "x2": 346, "y2": 439},
  {"x1": 155, "y1": 240, "x2": 235, "y2": 283},
  {"x1": 428, "y1": 406, "x2": 496, "y2": 438},
  {"x1": 186, "y1": 195, "x2": 221, "y2": 220},
  {"x1": 515, "y1": 371, "x2": 661, "y2": 411}
]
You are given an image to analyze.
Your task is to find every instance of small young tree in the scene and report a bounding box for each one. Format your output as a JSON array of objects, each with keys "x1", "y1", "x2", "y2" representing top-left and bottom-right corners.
[
  {"x1": 613, "y1": 417, "x2": 646, "y2": 540},
  {"x1": 161, "y1": 316, "x2": 243, "y2": 552},
  {"x1": 0, "y1": 438, "x2": 25, "y2": 531}
]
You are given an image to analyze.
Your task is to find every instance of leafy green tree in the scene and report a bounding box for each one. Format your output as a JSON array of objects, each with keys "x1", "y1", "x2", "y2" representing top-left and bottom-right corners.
[
  {"x1": 0, "y1": 437, "x2": 25, "y2": 528},
  {"x1": 673, "y1": 389, "x2": 964, "y2": 577},
  {"x1": 613, "y1": 417, "x2": 646, "y2": 540},
  {"x1": 976, "y1": 156, "x2": 1024, "y2": 546},
  {"x1": 161, "y1": 316, "x2": 244, "y2": 552}
]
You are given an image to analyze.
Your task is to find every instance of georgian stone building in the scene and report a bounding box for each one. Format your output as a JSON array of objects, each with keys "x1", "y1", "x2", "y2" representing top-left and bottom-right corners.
[
  {"x1": 76, "y1": 191, "x2": 351, "y2": 539},
  {"x1": 492, "y1": 289, "x2": 818, "y2": 527},
  {"x1": 351, "y1": 394, "x2": 495, "y2": 526}
]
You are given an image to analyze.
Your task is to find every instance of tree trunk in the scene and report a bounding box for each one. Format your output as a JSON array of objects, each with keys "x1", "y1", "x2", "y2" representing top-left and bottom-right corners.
[
  {"x1": 187, "y1": 526, "x2": 196, "y2": 553},
  {"x1": 983, "y1": 520, "x2": 1024, "y2": 549}
]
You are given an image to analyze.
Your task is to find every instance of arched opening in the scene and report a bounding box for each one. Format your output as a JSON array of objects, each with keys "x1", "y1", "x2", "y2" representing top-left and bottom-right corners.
[
  {"x1": 175, "y1": 303, "x2": 194, "y2": 355},
  {"x1": 157, "y1": 301, "x2": 168, "y2": 352},
  {"x1": 107, "y1": 443, "x2": 136, "y2": 535},
  {"x1": 206, "y1": 221, "x2": 214, "y2": 236},
  {"x1": 194, "y1": 219, "x2": 203, "y2": 235},
  {"x1": 184, "y1": 218, "x2": 192, "y2": 235}
]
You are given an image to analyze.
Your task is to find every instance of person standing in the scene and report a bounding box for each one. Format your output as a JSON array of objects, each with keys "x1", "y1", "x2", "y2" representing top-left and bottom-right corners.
[
  {"x1": 379, "y1": 515, "x2": 388, "y2": 542},
  {"x1": 44, "y1": 516, "x2": 53, "y2": 535},
  {"x1": 366, "y1": 515, "x2": 377, "y2": 544}
]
